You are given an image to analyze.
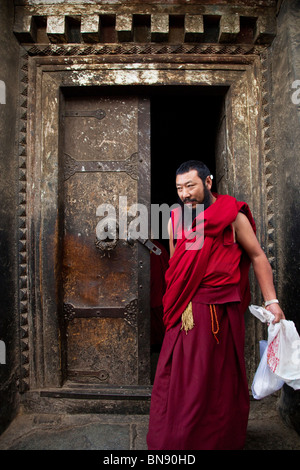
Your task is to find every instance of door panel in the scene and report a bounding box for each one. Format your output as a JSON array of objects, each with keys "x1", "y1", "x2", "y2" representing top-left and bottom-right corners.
[{"x1": 61, "y1": 94, "x2": 150, "y2": 386}]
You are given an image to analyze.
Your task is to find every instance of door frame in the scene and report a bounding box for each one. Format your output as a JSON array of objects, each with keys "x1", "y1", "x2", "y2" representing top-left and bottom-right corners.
[{"x1": 19, "y1": 48, "x2": 273, "y2": 410}]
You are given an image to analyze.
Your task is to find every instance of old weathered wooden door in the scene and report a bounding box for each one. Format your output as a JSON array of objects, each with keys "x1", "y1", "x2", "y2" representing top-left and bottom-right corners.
[{"x1": 60, "y1": 93, "x2": 151, "y2": 390}]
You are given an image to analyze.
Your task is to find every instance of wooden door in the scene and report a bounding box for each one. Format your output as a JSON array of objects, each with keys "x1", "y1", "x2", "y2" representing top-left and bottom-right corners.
[{"x1": 60, "y1": 93, "x2": 151, "y2": 388}]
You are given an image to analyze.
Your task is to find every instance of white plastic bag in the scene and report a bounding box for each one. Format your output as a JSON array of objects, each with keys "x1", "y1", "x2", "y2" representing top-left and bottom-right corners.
[
  {"x1": 251, "y1": 339, "x2": 284, "y2": 399},
  {"x1": 250, "y1": 305, "x2": 300, "y2": 396}
]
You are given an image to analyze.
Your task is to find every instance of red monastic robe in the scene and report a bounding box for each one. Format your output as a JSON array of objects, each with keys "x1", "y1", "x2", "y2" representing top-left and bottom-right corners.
[
  {"x1": 150, "y1": 241, "x2": 169, "y2": 347},
  {"x1": 147, "y1": 194, "x2": 256, "y2": 450}
]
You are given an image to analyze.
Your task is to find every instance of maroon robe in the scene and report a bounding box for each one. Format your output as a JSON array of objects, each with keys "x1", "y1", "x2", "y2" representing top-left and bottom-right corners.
[
  {"x1": 147, "y1": 195, "x2": 256, "y2": 450},
  {"x1": 150, "y1": 241, "x2": 169, "y2": 347}
]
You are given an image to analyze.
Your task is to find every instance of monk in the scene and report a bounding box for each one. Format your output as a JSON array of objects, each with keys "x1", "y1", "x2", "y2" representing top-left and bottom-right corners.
[{"x1": 147, "y1": 160, "x2": 285, "y2": 450}]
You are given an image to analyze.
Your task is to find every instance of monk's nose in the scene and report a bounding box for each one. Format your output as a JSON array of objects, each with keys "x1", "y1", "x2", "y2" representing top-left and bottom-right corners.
[{"x1": 182, "y1": 188, "x2": 191, "y2": 198}]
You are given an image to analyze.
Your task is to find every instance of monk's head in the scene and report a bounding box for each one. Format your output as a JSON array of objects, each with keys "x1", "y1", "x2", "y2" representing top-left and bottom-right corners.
[{"x1": 175, "y1": 160, "x2": 213, "y2": 210}]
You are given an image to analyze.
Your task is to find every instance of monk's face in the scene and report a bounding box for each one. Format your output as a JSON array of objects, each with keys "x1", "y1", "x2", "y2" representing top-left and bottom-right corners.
[{"x1": 176, "y1": 170, "x2": 212, "y2": 209}]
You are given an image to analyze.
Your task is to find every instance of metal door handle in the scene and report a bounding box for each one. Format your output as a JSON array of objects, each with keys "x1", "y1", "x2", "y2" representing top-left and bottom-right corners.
[{"x1": 95, "y1": 219, "x2": 119, "y2": 256}]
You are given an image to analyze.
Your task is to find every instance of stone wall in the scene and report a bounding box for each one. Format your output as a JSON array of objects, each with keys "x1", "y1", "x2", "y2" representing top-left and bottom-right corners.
[
  {"x1": 270, "y1": 0, "x2": 300, "y2": 434},
  {"x1": 0, "y1": 0, "x2": 21, "y2": 433}
]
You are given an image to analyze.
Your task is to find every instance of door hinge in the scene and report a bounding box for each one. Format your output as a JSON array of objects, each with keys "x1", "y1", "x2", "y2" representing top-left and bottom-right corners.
[{"x1": 64, "y1": 109, "x2": 106, "y2": 120}]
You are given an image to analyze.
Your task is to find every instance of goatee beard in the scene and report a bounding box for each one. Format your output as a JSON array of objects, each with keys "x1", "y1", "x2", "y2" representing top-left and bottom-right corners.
[
  {"x1": 178, "y1": 186, "x2": 213, "y2": 213},
  {"x1": 179, "y1": 186, "x2": 213, "y2": 229}
]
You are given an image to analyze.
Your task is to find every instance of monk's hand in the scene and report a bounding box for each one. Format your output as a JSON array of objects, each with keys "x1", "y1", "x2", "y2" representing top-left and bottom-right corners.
[{"x1": 266, "y1": 303, "x2": 285, "y2": 324}]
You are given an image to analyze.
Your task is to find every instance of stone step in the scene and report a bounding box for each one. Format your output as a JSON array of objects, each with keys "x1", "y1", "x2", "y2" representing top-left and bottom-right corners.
[{"x1": 0, "y1": 396, "x2": 299, "y2": 451}]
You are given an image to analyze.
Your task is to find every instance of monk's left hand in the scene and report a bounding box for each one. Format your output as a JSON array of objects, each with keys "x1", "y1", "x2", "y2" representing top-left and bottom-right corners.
[{"x1": 266, "y1": 303, "x2": 285, "y2": 324}]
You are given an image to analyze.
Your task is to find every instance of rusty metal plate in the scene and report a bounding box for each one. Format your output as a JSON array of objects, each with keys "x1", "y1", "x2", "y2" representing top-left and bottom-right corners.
[
  {"x1": 63, "y1": 95, "x2": 139, "y2": 161},
  {"x1": 67, "y1": 318, "x2": 137, "y2": 385},
  {"x1": 62, "y1": 172, "x2": 138, "y2": 308}
]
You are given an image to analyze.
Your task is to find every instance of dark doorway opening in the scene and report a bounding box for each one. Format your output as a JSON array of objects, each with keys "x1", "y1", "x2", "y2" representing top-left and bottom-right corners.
[
  {"x1": 150, "y1": 86, "x2": 226, "y2": 250},
  {"x1": 149, "y1": 87, "x2": 226, "y2": 380}
]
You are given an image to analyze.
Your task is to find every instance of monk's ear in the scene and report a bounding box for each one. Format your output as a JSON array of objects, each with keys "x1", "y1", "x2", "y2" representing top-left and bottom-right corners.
[{"x1": 205, "y1": 175, "x2": 213, "y2": 190}]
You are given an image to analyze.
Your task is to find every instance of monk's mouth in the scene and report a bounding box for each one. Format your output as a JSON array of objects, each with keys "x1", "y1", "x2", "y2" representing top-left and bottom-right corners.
[{"x1": 183, "y1": 199, "x2": 197, "y2": 204}]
